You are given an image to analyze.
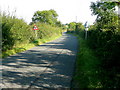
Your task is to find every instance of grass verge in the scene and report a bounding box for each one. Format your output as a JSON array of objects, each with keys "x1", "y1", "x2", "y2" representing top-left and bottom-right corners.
[
  {"x1": 2, "y1": 34, "x2": 61, "y2": 58},
  {"x1": 71, "y1": 32, "x2": 120, "y2": 88},
  {"x1": 72, "y1": 34, "x2": 103, "y2": 88}
]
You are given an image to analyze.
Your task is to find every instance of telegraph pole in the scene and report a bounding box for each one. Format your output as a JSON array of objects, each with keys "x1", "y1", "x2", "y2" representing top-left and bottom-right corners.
[
  {"x1": 76, "y1": 16, "x2": 77, "y2": 23},
  {"x1": 75, "y1": 16, "x2": 78, "y2": 33}
]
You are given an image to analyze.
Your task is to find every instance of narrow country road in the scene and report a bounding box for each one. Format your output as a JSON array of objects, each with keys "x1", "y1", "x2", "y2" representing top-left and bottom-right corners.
[{"x1": 1, "y1": 33, "x2": 78, "y2": 89}]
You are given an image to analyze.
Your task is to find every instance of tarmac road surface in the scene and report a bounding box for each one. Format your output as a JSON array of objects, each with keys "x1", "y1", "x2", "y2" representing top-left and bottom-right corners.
[{"x1": 1, "y1": 33, "x2": 78, "y2": 89}]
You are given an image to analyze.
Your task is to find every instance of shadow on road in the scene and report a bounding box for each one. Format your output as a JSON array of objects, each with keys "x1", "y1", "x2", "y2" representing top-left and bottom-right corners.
[{"x1": 1, "y1": 34, "x2": 78, "y2": 89}]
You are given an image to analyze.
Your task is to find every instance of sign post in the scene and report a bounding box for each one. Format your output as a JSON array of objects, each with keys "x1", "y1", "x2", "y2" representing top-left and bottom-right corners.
[
  {"x1": 33, "y1": 25, "x2": 39, "y2": 39},
  {"x1": 85, "y1": 28, "x2": 88, "y2": 39},
  {"x1": 84, "y1": 21, "x2": 89, "y2": 39}
]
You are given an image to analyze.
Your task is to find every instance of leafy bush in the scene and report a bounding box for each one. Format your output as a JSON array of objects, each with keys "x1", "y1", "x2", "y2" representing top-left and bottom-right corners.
[
  {"x1": 31, "y1": 22, "x2": 62, "y2": 39},
  {"x1": 81, "y1": 1, "x2": 120, "y2": 88},
  {"x1": 2, "y1": 14, "x2": 35, "y2": 51},
  {"x1": 2, "y1": 13, "x2": 62, "y2": 53}
]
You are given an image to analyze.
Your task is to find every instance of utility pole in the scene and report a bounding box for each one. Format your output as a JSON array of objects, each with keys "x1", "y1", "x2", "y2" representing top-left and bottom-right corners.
[
  {"x1": 75, "y1": 16, "x2": 78, "y2": 33},
  {"x1": 76, "y1": 16, "x2": 77, "y2": 23}
]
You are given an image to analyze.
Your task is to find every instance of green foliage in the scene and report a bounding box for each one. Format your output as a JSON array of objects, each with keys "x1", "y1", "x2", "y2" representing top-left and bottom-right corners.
[
  {"x1": 73, "y1": 30, "x2": 120, "y2": 88},
  {"x1": 32, "y1": 9, "x2": 59, "y2": 26},
  {"x1": 56, "y1": 21, "x2": 62, "y2": 27},
  {"x1": 82, "y1": 0, "x2": 120, "y2": 88},
  {"x1": 68, "y1": 22, "x2": 76, "y2": 32},
  {"x1": 72, "y1": 33, "x2": 102, "y2": 88},
  {"x1": 89, "y1": 0, "x2": 120, "y2": 69},
  {"x1": 31, "y1": 22, "x2": 62, "y2": 39},
  {"x1": 67, "y1": 22, "x2": 85, "y2": 33},
  {"x1": 1, "y1": 12, "x2": 62, "y2": 57},
  {"x1": 72, "y1": 1, "x2": 120, "y2": 88},
  {"x1": 75, "y1": 22, "x2": 85, "y2": 33},
  {"x1": 2, "y1": 13, "x2": 35, "y2": 51}
]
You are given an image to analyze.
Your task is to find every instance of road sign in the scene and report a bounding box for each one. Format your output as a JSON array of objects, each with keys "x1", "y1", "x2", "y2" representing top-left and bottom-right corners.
[
  {"x1": 33, "y1": 25, "x2": 39, "y2": 30},
  {"x1": 84, "y1": 21, "x2": 88, "y2": 28}
]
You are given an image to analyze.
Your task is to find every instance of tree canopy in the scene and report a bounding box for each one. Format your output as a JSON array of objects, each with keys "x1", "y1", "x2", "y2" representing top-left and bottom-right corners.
[
  {"x1": 32, "y1": 9, "x2": 61, "y2": 26},
  {"x1": 90, "y1": 0, "x2": 119, "y2": 32}
]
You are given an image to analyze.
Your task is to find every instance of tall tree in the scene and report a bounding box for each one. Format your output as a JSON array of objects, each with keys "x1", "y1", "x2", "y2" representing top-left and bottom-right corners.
[
  {"x1": 90, "y1": 1, "x2": 119, "y2": 32},
  {"x1": 68, "y1": 22, "x2": 76, "y2": 31},
  {"x1": 32, "y1": 9, "x2": 58, "y2": 26}
]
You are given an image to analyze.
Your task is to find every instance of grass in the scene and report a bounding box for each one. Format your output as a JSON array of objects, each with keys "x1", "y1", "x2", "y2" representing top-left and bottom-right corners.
[
  {"x1": 71, "y1": 31, "x2": 120, "y2": 88},
  {"x1": 2, "y1": 34, "x2": 61, "y2": 58},
  {"x1": 72, "y1": 33, "x2": 103, "y2": 88}
]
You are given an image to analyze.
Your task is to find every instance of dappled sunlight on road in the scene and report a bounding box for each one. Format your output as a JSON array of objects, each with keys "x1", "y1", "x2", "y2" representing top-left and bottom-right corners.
[{"x1": 1, "y1": 33, "x2": 78, "y2": 89}]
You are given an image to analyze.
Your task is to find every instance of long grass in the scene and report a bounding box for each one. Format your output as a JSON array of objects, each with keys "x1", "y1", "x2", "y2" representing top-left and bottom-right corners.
[
  {"x1": 72, "y1": 31, "x2": 120, "y2": 88},
  {"x1": 72, "y1": 33, "x2": 103, "y2": 88},
  {"x1": 2, "y1": 34, "x2": 61, "y2": 58}
]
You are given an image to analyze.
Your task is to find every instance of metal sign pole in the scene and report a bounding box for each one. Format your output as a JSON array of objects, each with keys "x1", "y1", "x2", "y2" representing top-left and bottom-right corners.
[
  {"x1": 85, "y1": 28, "x2": 88, "y2": 40},
  {"x1": 85, "y1": 30, "x2": 87, "y2": 39},
  {"x1": 84, "y1": 21, "x2": 89, "y2": 39},
  {"x1": 33, "y1": 25, "x2": 38, "y2": 39},
  {"x1": 35, "y1": 30, "x2": 37, "y2": 39}
]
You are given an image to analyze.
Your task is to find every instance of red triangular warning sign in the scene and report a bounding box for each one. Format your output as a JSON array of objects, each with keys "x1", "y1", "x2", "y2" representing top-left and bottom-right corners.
[{"x1": 33, "y1": 25, "x2": 39, "y2": 30}]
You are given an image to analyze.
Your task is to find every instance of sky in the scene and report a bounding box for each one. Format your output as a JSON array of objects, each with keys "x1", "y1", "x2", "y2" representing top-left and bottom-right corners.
[{"x1": 0, "y1": 0, "x2": 98, "y2": 25}]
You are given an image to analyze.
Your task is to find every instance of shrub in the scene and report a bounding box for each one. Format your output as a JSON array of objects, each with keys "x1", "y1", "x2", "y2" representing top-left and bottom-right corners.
[{"x1": 2, "y1": 14, "x2": 35, "y2": 51}]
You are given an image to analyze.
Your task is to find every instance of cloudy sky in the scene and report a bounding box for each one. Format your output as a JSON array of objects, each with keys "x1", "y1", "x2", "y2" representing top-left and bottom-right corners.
[{"x1": 0, "y1": 0, "x2": 98, "y2": 24}]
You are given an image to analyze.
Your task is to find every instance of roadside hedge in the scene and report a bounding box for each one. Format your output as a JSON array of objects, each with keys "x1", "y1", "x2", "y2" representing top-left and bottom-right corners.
[
  {"x1": 31, "y1": 22, "x2": 62, "y2": 39},
  {"x1": 2, "y1": 15, "x2": 35, "y2": 51},
  {"x1": 2, "y1": 14, "x2": 62, "y2": 52}
]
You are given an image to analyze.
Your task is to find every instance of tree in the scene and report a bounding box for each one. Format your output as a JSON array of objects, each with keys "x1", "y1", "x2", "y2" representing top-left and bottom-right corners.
[
  {"x1": 90, "y1": 1, "x2": 119, "y2": 32},
  {"x1": 89, "y1": 0, "x2": 120, "y2": 71},
  {"x1": 68, "y1": 22, "x2": 76, "y2": 31},
  {"x1": 32, "y1": 9, "x2": 58, "y2": 26},
  {"x1": 56, "y1": 21, "x2": 62, "y2": 27}
]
